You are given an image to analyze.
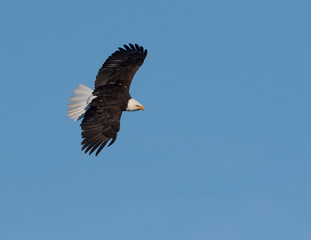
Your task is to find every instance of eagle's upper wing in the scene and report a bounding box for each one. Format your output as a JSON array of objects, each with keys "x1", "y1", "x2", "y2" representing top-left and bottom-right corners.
[
  {"x1": 94, "y1": 43, "x2": 147, "y2": 90},
  {"x1": 80, "y1": 101, "x2": 122, "y2": 156}
]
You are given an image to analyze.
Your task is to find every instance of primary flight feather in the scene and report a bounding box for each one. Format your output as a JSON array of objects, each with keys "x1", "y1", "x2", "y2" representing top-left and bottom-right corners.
[{"x1": 67, "y1": 43, "x2": 147, "y2": 156}]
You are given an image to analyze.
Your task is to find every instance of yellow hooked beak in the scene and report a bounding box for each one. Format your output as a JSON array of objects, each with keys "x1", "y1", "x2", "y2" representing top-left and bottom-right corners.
[{"x1": 138, "y1": 105, "x2": 145, "y2": 111}]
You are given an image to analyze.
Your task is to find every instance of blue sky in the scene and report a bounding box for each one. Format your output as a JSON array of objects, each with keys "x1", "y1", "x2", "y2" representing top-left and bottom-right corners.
[{"x1": 1, "y1": 0, "x2": 311, "y2": 239}]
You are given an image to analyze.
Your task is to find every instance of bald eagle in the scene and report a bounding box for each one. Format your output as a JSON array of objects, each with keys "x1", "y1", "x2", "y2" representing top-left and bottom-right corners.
[{"x1": 67, "y1": 44, "x2": 147, "y2": 156}]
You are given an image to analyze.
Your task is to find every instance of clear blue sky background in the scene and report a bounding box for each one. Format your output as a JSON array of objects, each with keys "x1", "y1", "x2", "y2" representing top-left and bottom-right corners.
[{"x1": 1, "y1": 0, "x2": 310, "y2": 239}]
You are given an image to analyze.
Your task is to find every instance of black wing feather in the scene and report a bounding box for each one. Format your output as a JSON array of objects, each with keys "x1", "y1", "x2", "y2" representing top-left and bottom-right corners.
[
  {"x1": 124, "y1": 44, "x2": 131, "y2": 51},
  {"x1": 96, "y1": 139, "x2": 109, "y2": 156},
  {"x1": 89, "y1": 141, "x2": 102, "y2": 155},
  {"x1": 95, "y1": 43, "x2": 147, "y2": 90},
  {"x1": 80, "y1": 96, "x2": 122, "y2": 156}
]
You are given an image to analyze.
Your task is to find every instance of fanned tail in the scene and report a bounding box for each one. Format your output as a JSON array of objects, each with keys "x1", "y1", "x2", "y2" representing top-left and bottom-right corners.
[{"x1": 67, "y1": 84, "x2": 96, "y2": 121}]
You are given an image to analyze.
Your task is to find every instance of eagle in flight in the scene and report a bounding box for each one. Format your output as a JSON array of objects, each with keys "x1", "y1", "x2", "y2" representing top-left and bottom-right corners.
[{"x1": 67, "y1": 43, "x2": 147, "y2": 156}]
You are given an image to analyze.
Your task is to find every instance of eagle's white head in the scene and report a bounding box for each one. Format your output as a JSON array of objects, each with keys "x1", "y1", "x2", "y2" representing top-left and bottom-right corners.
[{"x1": 126, "y1": 98, "x2": 145, "y2": 111}]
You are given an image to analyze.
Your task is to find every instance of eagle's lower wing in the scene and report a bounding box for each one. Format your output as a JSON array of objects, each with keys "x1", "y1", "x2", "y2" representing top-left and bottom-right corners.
[
  {"x1": 80, "y1": 105, "x2": 122, "y2": 156},
  {"x1": 95, "y1": 44, "x2": 147, "y2": 90}
]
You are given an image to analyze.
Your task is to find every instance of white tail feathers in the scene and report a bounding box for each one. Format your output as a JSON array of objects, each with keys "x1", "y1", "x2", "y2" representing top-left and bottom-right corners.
[{"x1": 67, "y1": 84, "x2": 96, "y2": 121}]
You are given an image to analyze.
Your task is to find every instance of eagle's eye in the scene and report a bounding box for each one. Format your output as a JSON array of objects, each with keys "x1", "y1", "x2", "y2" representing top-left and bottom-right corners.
[{"x1": 136, "y1": 104, "x2": 144, "y2": 111}]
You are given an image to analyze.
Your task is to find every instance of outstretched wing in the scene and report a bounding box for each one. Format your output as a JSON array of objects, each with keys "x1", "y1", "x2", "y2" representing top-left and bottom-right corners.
[
  {"x1": 80, "y1": 101, "x2": 122, "y2": 156},
  {"x1": 95, "y1": 43, "x2": 147, "y2": 90}
]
